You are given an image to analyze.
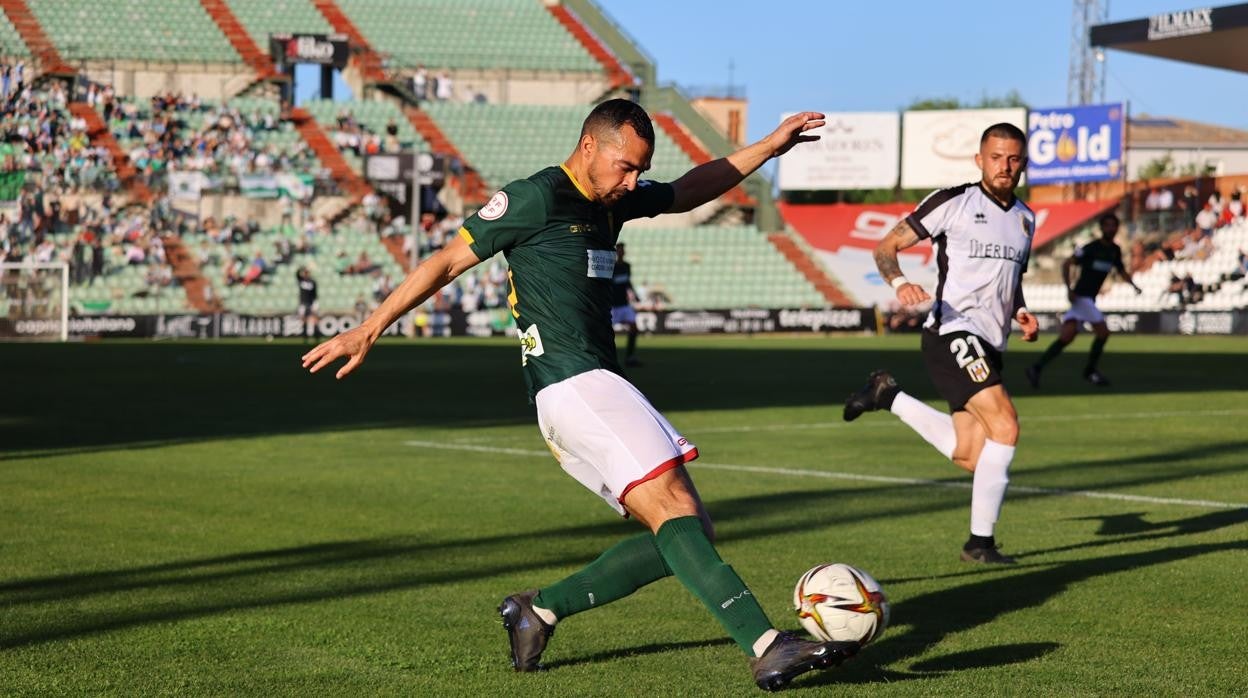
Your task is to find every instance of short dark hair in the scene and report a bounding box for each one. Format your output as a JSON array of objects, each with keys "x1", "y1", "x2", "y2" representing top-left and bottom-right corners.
[
  {"x1": 980, "y1": 122, "x2": 1027, "y2": 147},
  {"x1": 1100, "y1": 212, "x2": 1120, "y2": 227},
  {"x1": 581, "y1": 99, "x2": 655, "y2": 146}
]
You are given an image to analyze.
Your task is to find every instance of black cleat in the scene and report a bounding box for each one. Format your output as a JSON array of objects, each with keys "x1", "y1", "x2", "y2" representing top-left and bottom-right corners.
[
  {"x1": 750, "y1": 631, "x2": 858, "y2": 691},
  {"x1": 499, "y1": 590, "x2": 555, "y2": 672},
  {"x1": 843, "y1": 370, "x2": 898, "y2": 422},
  {"x1": 1025, "y1": 364, "x2": 1041, "y2": 389},
  {"x1": 1084, "y1": 370, "x2": 1110, "y2": 387},
  {"x1": 960, "y1": 544, "x2": 1017, "y2": 565}
]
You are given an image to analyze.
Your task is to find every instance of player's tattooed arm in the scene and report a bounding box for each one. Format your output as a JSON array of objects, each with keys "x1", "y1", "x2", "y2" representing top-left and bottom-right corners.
[{"x1": 874, "y1": 219, "x2": 930, "y2": 306}]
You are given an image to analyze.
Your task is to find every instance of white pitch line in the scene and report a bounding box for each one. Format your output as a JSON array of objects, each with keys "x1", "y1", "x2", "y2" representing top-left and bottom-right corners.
[
  {"x1": 686, "y1": 408, "x2": 1248, "y2": 434},
  {"x1": 402, "y1": 440, "x2": 1248, "y2": 511}
]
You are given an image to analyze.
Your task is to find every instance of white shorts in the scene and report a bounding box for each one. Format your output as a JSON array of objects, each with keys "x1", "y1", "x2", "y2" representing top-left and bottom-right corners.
[
  {"x1": 611, "y1": 304, "x2": 637, "y2": 326},
  {"x1": 1062, "y1": 296, "x2": 1105, "y2": 326},
  {"x1": 535, "y1": 369, "x2": 698, "y2": 515}
]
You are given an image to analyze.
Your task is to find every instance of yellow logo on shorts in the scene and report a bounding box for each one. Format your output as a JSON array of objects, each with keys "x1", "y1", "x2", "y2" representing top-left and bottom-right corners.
[{"x1": 966, "y1": 358, "x2": 991, "y2": 383}]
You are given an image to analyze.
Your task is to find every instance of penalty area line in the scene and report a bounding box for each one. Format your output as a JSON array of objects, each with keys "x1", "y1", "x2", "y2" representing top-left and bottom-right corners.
[{"x1": 402, "y1": 440, "x2": 1247, "y2": 511}]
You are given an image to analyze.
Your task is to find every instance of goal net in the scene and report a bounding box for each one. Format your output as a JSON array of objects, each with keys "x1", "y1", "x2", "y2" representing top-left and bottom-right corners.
[{"x1": 0, "y1": 262, "x2": 69, "y2": 341}]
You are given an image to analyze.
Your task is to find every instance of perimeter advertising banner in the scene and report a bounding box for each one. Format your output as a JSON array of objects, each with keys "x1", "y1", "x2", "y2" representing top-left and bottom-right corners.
[
  {"x1": 779, "y1": 199, "x2": 1118, "y2": 307},
  {"x1": 1027, "y1": 103, "x2": 1125, "y2": 184},
  {"x1": 777, "y1": 112, "x2": 899, "y2": 190},
  {"x1": 901, "y1": 108, "x2": 1027, "y2": 189}
]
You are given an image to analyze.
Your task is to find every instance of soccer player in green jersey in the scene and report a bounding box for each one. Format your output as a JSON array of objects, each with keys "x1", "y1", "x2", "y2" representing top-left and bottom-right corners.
[{"x1": 302, "y1": 100, "x2": 853, "y2": 690}]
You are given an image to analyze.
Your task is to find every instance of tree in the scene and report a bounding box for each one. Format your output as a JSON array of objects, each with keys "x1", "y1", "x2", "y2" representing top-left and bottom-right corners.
[{"x1": 1137, "y1": 153, "x2": 1175, "y2": 180}]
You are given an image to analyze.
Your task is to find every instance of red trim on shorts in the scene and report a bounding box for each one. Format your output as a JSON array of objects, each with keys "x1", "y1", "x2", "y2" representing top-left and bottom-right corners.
[{"x1": 617, "y1": 447, "x2": 700, "y2": 506}]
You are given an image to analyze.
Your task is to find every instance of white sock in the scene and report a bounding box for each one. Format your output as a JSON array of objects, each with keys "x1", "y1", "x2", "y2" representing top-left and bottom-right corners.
[
  {"x1": 531, "y1": 602, "x2": 558, "y2": 627},
  {"x1": 752, "y1": 629, "x2": 781, "y2": 658},
  {"x1": 970, "y1": 439, "x2": 1014, "y2": 537},
  {"x1": 890, "y1": 392, "x2": 956, "y2": 460}
]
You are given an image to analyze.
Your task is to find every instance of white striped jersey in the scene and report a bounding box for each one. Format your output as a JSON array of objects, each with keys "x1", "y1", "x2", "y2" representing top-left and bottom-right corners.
[{"x1": 905, "y1": 182, "x2": 1034, "y2": 351}]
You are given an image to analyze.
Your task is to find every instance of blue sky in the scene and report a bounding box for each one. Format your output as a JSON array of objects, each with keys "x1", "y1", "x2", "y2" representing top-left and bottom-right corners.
[{"x1": 597, "y1": 0, "x2": 1248, "y2": 144}]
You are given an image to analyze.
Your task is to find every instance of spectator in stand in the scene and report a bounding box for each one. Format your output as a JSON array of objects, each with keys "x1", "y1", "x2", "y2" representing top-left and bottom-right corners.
[
  {"x1": 242, "y1": 251, "x2": 267, "y2": 285},
  {"x1": 1181, "y1": 274, "x2": 1203, "y2": 306},
  {"x1": 373, "y1": 273, "x2": 394, "y2": 304},
  {"x1": 1157, "y1": 186, "x2": 1174, "y2": 214},
  {"x1": 1183, "y1": 185, "x2": 1201, "y2": 229},
  {"x1": 1208, "y1": 191, "x2": 1223, "y2": 219},
  {"x1": 411, "y1": 65, "x2": 428, "y2": 102},
  {"x1": 1195, "y1": 203, "x2": 1217, "y2": 239},
  {"x1": 223, "y1": 256, "x2": 241, "y2": 286},
  {"x1": 434, "y1": 71, "x2": 453, "y2": 101},
  {"x1": 89, "y1": 237, "x2": 105, "y2": 285}
]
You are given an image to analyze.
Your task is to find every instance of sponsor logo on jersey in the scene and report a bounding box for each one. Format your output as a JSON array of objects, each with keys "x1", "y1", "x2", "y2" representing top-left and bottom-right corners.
[
  {"x1": 973, "y1": 212, "x2": 987, "y2": 224},
  {"x1": 966, "y1": 357, "x2": 991, "y2": 383},
  {"x1": 968, "y1": 239, "x2": 1028, "y2": 264},
  {"x1": 1020, "y1": 214, "x2": 1034, "y2": 237},
  {"x1": 479, "y1": 191, "x2": 509, "y2": 221},
  {"x1": 518, "y1": 323, "x2": 545, "y2": 365},
  {"x1": 568, "y1": 223, "x2": 596, "y2": 234},
  {"x1": 586, "y1": 248, "x2": 615, "y2": 279}
]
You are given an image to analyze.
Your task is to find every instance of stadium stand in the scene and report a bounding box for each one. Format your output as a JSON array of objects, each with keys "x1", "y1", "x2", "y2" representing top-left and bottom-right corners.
[
  {"x1": 422, "y1": 102, "x2": 695, "y2": 191},
  {"x1": 1024, "y1": 219, "x2": 1248, "y2": 313},
  {"x1": 225, "y1": 0, "x2": 335, "y2": 49},
  {"x1": 335, "y1": 0, "x2": 600, "y2": 73},
  {"x1": 0, "y1": 11, "x2": 31, "y2": 58},
  {"x1": 199, "y1": 0, "x2": 280, "y2": 79},
  {"x1": 29, "y1": 0, "x2": 240, "y2": 64},
  {"x1": 304, "y1": 98, "x2": 426, "y2": 173},
  {"x1": 618, "y1": 226, "x2": 826, "y2": 309}
]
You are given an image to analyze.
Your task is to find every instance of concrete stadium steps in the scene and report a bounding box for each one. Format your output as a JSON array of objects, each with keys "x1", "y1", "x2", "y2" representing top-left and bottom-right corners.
[
  {"x1": 403, "y1": 105, "x2": 487, "y2": 204},
  {"x1": 0, "y1": 0, "x2": 72, "y2": 73},
  {"x1": 310, "y1": 0, "x2": 387, "y2": 83},
  {"x1": 198, "y1": 0, "x2": 280, "y2": 79},
  {"x1": 652, "y1": 112, "x2": 752, "y2": 208},
  {"x1": 545, "y1": 2, "x2": 631, "y2": 89},
  {"x1": 162, "y1": 234, "x2": 218, "y2": 312},
  {"x1": 766, "y1": 231, "x2": 855, "y2": 307},
  {"x1": 68, "y1": 102, "x2": 155, "y2": 205}
]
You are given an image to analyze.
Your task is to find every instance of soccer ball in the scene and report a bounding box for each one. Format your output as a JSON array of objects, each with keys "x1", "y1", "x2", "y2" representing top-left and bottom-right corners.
[{"x1": 793, "y1": 563, "x2": 890, "y2": 645}]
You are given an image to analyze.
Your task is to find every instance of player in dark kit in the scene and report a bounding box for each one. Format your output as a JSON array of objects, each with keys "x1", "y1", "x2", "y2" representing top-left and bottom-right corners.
[
  {"x1": 1026, "y1": 213, "x2": 1141, "y2": 387},
  {"x1": 302, "y1": 100, "x2": 859, "y2": 690},
  {"x1": 610, "y1": 241, "x2": 641, "y2": 366},
  {"x1": 296, "y1": 267, "x2": 319, "y2": 343},
  {"x1": 843, "y1": 123, "x2": 1039, "y2": 565}
]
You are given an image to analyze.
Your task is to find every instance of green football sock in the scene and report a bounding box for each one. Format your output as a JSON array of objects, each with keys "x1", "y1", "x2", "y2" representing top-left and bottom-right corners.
[
  {"x1": 534, "y1": 533, "x2": 671, "y2": 620},
  {"x1": 655, "y1": 516, "x2": 773, "y2": 655}
]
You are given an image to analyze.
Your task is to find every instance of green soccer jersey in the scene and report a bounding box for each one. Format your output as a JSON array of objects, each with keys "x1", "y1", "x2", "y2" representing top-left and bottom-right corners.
[{"x1": 460, "y1": 165, "x2": 674, "y2": 400}]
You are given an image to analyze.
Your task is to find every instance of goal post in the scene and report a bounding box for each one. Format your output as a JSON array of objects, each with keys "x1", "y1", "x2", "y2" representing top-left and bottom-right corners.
[{"x1": 0, "y1": 262, "x2": 69, "y2": 342}]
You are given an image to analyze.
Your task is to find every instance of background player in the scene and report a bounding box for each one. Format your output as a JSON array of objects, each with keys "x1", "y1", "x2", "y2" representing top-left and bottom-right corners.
[
  {"x1": 843, "y1": 123, "x2": 1039, "y2": 565},
  {"x1": 1026, "y1": 212, "x2": 1142, "y2": 387},
  {"x1": 296, "y1": 267, "x2": 318, "y2": 343},
  {"x1": 611, "y1": 241, "x2": 642, "y2": 367},
  {"x1": 302, "y1": 100, "x2": 858, "y2": 690}
]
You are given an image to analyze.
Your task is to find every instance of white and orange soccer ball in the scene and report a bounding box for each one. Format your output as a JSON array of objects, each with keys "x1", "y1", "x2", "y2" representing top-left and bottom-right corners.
[{"x1": 793, "y1": 563, "x2": 890, "y2": 645}]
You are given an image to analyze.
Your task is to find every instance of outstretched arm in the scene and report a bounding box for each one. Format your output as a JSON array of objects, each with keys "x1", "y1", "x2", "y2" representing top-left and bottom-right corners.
[
  {"x1": 667, "y1": 111, "x2": 824, "y2": 214},
  {"x1": 873, "y1": 219, "x2": 930, "y2": 307},
  {"x1": 1116, "y1": 258, "x2": 1143, "y2": 294},
  {"x1": 301, "y1": 236, "x2": 481, "y2": 379}
]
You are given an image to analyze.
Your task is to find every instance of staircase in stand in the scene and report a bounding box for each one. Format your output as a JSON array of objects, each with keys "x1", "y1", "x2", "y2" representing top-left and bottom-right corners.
[
  {"x1": 404, "y1": 106, "x2": 488, "y2": 204},
  {"x1": 0, "y1": 0, "x2": 73, "y2": 74},
  {"x1": 198, "y1": 0, "x2": 280, "y2": 79},
  {"x1": 68, "y1": 102, "x2": 154, "y2": 205},
  {"x1": 545, "y1": 3, "x2": 632, "y2": 90},
  {"x1": 162, "y1": 234, "x2": 219, "y2": 312},
  {"x1": 653, "y1": 112, "x2": 752, "y2": 207},
  {"x1": 767, "y1": 231, "x2": 855, "y2": 307},
  {"x1": 310, "y1": 0, "x2": 387, "y2": 83}
]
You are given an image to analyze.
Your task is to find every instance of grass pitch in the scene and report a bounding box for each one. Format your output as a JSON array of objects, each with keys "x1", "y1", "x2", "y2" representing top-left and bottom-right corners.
[{"x1": 3, "y1": 334, "x2": 1246, "y2": 696}]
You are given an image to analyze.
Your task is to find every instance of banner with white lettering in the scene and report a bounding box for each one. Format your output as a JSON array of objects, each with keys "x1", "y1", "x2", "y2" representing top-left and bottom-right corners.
[
  {"x1": 901, "y1": 108, "x2": 1027, "y2": 190},
  {"x1": 777, "y1": 112, "x2": 899, "y2": 190},
  {"x1": 1027, "y1": 103, "x2": 1125, "y2": 184}
]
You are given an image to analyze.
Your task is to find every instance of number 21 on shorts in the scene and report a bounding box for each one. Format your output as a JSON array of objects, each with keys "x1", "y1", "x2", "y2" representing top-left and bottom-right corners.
[{"x1": 950, "y1": 335, "x2": 992, "y2": 383}]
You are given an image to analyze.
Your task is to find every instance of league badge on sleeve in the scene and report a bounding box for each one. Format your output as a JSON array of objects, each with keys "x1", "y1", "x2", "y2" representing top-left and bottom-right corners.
[{"x1": 480, "y1": 191, "x2": 509, "y2": 221}]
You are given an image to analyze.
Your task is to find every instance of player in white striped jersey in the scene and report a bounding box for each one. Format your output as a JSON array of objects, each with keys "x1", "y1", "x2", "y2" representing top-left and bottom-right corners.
[{"x1": 843, "y1": 123, "x2": 1039, "y2": 564}]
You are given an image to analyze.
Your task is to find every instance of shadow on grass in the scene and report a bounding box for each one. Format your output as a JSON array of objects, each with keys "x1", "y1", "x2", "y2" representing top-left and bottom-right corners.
[{"x1": 4, "y1": 341, "x2": 1245, "y2": 456}]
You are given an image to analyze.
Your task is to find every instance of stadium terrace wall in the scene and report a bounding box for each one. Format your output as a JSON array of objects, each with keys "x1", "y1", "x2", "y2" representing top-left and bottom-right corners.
[{"x1": 5, "y1": 309, "x2": 1248, "y2": 340}]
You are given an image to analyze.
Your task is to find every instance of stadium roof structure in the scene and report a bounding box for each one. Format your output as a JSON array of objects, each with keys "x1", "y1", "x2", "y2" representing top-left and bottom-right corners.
[
  {"x1": 1128, "y1": 115, "x2": 1248, "y2": 148},
  {"x1": 1090, "y1": 3, "x2": 1248, "y2": 74}
]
